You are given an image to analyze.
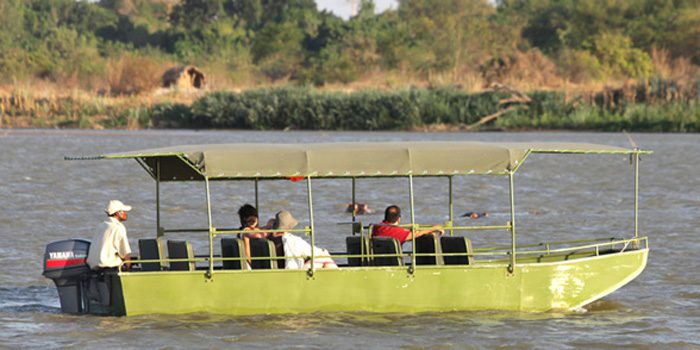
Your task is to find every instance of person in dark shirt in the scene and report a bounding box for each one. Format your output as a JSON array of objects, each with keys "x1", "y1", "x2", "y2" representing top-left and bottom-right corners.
[{"x1": 237, "y1": 204, "x2": 272, "y2": 267}]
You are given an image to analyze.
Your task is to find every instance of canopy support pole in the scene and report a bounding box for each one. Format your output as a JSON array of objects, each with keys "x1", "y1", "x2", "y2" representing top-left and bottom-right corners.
[
  {"x1": 205, "y1": 177, "x2": 214, "y2": 279},
  {"x1": 408, "y1": 175, "x2": 416, "y2": 274},
  {"x1": 156, "y1": 159, "x2": 162, "y2": 238},
  {"x1": 306, "y1": 177, "x2": 316, "y2": 278},
  {"x1": 448, "y1": 176, "x2": 454, "y2": 236},
  {"x1": 255, "y1": 178, "x2": 259, "y2": 212},
  {"x1": 508, "y1": 172, "x2": 516, "y2": 274},
  {"x1": 634, "y1": 151, "x2": 639, "y2": 238}
]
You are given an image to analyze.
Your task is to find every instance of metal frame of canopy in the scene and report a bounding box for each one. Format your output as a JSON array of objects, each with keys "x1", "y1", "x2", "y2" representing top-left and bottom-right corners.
[{"x1": 66, "y1": 142, "x2": 652, "y2": 277}]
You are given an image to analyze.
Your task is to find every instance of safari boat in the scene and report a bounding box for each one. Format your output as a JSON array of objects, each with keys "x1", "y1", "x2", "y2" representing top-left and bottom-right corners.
[{"x1": 43, "y1": 142, "x2": 651, "y2": 316}]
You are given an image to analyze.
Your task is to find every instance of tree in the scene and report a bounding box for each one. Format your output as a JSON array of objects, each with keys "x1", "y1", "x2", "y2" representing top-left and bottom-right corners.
[
  {"x1": 0, "y1": 0, "x2": 26, "y2": 46},
  {"x1": 585, "y1": 32, "x2": 653, "y2": 78},
  {"x1": 398, "y1": 0, "x2": 495, "y2": 79},
  {"x1": 251, "y1": 21, "x2": 305, "y2": 79},
  {"x1": 170, "y1": 0, "x2": 224, "y2": 29}
]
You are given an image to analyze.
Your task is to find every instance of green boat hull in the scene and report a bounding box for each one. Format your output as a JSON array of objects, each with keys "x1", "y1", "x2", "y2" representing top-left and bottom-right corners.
[{"x1": 116, "y1": 249, "x2": 647, "y2": 316}]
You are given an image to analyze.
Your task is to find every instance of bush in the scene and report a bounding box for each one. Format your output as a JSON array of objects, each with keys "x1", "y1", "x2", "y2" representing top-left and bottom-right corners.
[
  {"x1": 107, "y1": 54, "x2": 163, "y2": 95},
  {"x1": 151, "y1": 103, "x2": 194, "y2": 128},
  {"x1": 586, "y1": 32, "x2": 653, "y2": 79},
  {"x1": 180, "y1": 87, "x2": 513, "y2": 130},
  {"x1": 558, "y1": 49, "x2": 606, "y2": 82},
  {"x1": 136, "y1": 85, "x2": 700, "y2": 132}
]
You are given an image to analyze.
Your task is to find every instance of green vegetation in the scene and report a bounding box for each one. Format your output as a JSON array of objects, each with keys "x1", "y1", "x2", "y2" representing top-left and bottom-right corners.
[
  {"x1": 2, "y1": 84, "x2": 698, "y2": 131},
  {"x1": 0, "y1": 0, "x2": 699, "y2": 131},
  {"x1": 0, "y1": 0, "x2": 698, "y2": 91},
  {"x1": 148, "y1": 85, "x2": 700, "y2": 132}
]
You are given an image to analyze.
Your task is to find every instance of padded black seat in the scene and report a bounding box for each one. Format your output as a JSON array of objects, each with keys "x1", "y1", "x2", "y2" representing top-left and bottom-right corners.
[
  {"x1": 371, "y1": 236, "x2": 403, "y2": 266},
  {"x1": 345, "y1": 236, "x2": 371, "y2": 266},
  {"x1": 440, "y1": 236, "x2": 474, "y2": 265},
  {"x1": 268, "y1": 235, "x2": 286, "y2": 269},
  {"x1": 415, "y1": 234, "x2": 443, "y2": 265},
  {"x1": 221, "y1": 238, "x2": 245, "y2": 270},
  {"x1": 248, "y1": 238, "x2": 278, "y2": 269},
  {"x1": 138, "y1": 238, "x2": 166, "y2": 271},
  {"x1": 167, "y1": 240, "x2": 195, "y2": 271}
]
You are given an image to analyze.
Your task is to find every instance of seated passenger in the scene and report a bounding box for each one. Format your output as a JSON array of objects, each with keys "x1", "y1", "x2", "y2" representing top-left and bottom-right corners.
[
  {"x1": 372, "y1": 205, "x2": 444, "y2": 245},
  {"x1": 237, "y1": 204, "x2": 272, "y2": 267},
  {"x1": 269, "y1": 210, "x2": 337, "y2": 269}
]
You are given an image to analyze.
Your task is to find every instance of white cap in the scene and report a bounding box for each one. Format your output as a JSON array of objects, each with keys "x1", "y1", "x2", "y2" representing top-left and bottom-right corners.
[{"x1": 105, "y1": 200, "x2": 132, "y2": 215}]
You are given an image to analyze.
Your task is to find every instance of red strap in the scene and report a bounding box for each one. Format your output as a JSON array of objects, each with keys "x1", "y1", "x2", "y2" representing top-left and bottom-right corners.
[{"x1": 46, "y1": 258, "x2": 87, "y2": 269}]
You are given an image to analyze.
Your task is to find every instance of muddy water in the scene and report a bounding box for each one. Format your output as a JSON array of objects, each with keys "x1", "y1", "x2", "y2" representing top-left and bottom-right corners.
[{"x1": 0, "y1": 130, "x2": 698, "y2": 349}]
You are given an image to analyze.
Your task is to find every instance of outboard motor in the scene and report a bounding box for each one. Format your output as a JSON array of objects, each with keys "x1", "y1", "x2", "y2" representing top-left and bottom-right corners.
[{"x1": 43, "y1": 239, "x2": 92, "y2": 313}]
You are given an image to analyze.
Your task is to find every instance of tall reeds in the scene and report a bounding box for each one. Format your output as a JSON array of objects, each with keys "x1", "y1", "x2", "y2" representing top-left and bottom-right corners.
[
  {"x1": 1, "y1": 79, "x2": 698, "y2": 131},
  {"x1": 152, "y1": 82, "x2": 700, "y2": 132}
]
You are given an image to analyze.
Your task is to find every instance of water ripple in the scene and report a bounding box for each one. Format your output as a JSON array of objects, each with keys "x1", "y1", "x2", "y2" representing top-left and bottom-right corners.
[{"x1": 1, "y1": 131, "x2": 698, "y2": 348}]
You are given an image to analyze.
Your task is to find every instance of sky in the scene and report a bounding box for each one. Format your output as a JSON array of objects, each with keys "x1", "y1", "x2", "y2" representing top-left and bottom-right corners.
[{"x1": 315, "y1": 0, "x2": 399, "y2": 19}]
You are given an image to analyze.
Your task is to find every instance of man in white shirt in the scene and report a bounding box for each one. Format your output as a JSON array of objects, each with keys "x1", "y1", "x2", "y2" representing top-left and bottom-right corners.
[{"x1": 87, "y1": 200, "x2": 133, "y2": 270}]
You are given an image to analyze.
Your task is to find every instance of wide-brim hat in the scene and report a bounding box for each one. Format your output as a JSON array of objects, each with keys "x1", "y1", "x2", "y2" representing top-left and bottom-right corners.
[
  {"x1": 105, "y1": 200, "x2": 132, "y2": 215},
  {"x1": 273, "y1": 210, "x2": 299, "y2": 231}
]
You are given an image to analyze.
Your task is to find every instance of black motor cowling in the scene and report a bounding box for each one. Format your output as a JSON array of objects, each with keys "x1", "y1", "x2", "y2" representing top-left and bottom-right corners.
[
  {"x1": 43, "y1": 239, "x2": 91, "y2": 279},
  {"x1": 43, "y1": 239, "x2": 92, "y2": 313}
]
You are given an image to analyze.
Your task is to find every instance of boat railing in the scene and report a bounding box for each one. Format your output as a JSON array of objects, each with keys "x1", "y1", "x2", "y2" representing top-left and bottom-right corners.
[
  {"x1": 389, "y1": 222, "x2": 512, "y2": 232},
  {"x1": 119, "y1": 256, "x2": 209, "y2": 272},
  {"x1": 466, "y1": 236, "x2": 648, "y2": 262},
  {"x1": 515, "y1": 236, "x2": 647, "y2": 256},
  {"x1": 161, "y1": 228, "x2": 211, "y2": 233},
  {"x1": 475, "y1": 236, "x2": 632, "y2": 252},
  {"x1": 213, "y1": 227, "x2": 312, "y2": 235},
  {"x1": 126, "y1": 224, "x2": 647, "y2": 271},
  {"x1": 332, "y1": 236, "x2": 648, "y2": 267},
  {"x1": 126, "y1": 253, "x2": 338, "y2": 271},
  {"x1": 159, "y1": 227, "x2": 313, "y2": 235}
]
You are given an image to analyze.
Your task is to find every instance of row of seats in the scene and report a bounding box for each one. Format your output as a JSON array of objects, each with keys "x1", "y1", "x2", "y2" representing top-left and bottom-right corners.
[
  {"x1": 138, "y1": 234, "x2": 474, "y2": 271},
  {"x1": 346, "y1": 235, "x2": 474, "y2": 266},
  {"x1": 138, "y1": 237, "x2": 283, "y2": 272},
  {"x1": 138, "y1": 239, "x2": 195, "y2": 271},
  {"x1": 221, "y1": 237, "x2": 284, "y2": 270}
]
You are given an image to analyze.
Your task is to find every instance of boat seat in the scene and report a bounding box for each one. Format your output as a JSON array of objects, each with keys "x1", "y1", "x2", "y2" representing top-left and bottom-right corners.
[
  {"x1": 371, "y1": 236, "x2": 403, "y2": 266},
  {"x1": 221, "y1": 238, "x2": 246, "y2": 270},
  {"x1": 345, "y1": 236, "x2": 371, "y2": 266},
  {"x1": 138, "y1": 238, "x2": 167, "y2": 271},
  {"x1": 248, "y1": 238, "x2": 278, "y2": 269},
  {"x1": 415, "y1": 234, "x2": 443, "y2": 265},
  {"x1": 268, "y1": 235, "x2": 286, "y2": 269},
  {"x1": 440, "y1": 236, "x2": 474, "y2": 265},
  {"x1": 167, "y1": 240, "x2": 195, "y2": 271}
]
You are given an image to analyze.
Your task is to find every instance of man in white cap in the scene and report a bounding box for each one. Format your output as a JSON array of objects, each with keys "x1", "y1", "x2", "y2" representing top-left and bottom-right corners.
[{"x1": 87, "y1": 200, "x2": 133, "y2": 270}]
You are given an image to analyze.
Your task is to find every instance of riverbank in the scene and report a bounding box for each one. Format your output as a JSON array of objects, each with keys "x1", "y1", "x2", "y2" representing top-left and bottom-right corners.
[{"x1": 1, "y1": 81, "x2": 698, "y2": 132}]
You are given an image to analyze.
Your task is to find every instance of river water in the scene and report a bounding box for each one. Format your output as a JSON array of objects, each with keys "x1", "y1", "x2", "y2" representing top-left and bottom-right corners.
[{"x1": 0, "y1": 130, "x2": 698, "y2": 349}]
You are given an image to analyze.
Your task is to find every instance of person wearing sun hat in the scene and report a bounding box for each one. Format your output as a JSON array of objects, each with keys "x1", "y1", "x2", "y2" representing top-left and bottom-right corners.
[
  {"x1": 87, "y1": 200, "x2": 133, "y2": 270},
  {"x1": 270, "y1": 210, "x2": 337, "y2": 269}
]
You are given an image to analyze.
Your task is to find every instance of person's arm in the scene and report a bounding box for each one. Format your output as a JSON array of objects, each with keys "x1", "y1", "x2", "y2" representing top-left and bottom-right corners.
[
  {"x1": 117, "y1": 225, "x2": 132, "y2": 269},
  {"x1": 421, "y1": 225, "x2": 444, "y2": 235},
  {"x1": 408, "y1": 225, "x2": 444, "y2": 240},
  {"x1": 243, "y1": 235, "x2": 252, "y2": 264}
]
